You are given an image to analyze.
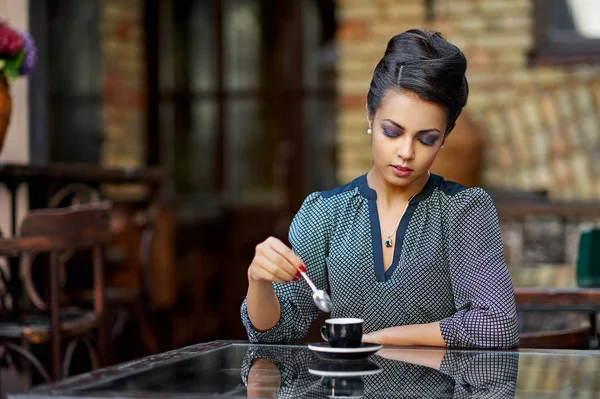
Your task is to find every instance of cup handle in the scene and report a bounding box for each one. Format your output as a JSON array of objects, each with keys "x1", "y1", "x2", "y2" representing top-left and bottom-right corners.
[{"x1": 320, "y1": 325, "x2": 328, "y2": 342}]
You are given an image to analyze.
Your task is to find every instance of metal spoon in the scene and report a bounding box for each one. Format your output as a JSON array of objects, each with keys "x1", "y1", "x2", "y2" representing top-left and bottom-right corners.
[{"x1": 299, "y1": 270, "x2": 332, "y2": 312}]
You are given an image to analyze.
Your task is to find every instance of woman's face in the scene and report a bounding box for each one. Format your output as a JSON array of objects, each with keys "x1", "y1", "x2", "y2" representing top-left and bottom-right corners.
[{"x1": 368, "y1": 89, "x2": 446, "y2": 189}]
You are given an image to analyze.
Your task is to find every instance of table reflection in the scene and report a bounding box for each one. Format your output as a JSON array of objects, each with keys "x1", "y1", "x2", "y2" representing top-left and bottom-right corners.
[
  {"x1": 242, "y1": 345, "x2": 519, "y2": 398},
  {"x1": 18, "y1": 341, "x2": 600, "y2": 398}
]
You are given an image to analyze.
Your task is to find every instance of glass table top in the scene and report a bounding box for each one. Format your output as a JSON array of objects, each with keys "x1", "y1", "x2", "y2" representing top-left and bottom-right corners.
[{"x1": 14, "y1": 340, "x2": 600, "y2": 398}]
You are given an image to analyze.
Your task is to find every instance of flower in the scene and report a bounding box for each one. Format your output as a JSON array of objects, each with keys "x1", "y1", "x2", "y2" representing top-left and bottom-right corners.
[
  {"x1": 18, "y1": 31, "x2": 36, "y2": 75},
  {"x1": 0, "y1": 21, "x2": 35, "y2": 82},
  {"x1": 0, "y1": 23, "x2": 23, "y2": 57}
]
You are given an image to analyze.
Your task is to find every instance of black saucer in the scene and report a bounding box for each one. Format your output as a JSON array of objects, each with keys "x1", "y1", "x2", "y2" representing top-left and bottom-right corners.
[
  {"x1": 309, "y1": 360, "x2": 380, "y2": 398},
  {"x1": 308, "y1": 359, "x2": 383, "y2": 377},
  {"x1": 308, "y1": 342, "x2": 383, "y2": 361}
]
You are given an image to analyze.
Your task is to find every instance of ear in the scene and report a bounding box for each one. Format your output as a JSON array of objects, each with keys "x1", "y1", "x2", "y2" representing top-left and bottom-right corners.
[{"x1": 365, "y1": 104, "x2": 373, "y2": 129}]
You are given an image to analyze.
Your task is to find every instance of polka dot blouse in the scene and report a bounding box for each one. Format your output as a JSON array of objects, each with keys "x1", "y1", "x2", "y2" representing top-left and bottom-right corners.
[
  {"x1": 241, "y1": 173, "x2": 520, "y2": 349},
  {"x1": 241, "y1": 345, "x2": 519, "y2": 398}
]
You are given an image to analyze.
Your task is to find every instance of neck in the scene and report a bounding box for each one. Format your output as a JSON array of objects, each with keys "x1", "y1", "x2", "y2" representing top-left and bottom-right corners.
[{"x1": 367, "y1": 169, "x2": 430, "y2": 208}]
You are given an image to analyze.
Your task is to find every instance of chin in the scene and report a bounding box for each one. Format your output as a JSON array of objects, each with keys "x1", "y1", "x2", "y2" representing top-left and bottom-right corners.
[
  {"x1": 386, "y1": 174, "x2": 414, "y2": 185},
  {"x1": 390, "y1": 170, "x2": 428, "y2": 185}
]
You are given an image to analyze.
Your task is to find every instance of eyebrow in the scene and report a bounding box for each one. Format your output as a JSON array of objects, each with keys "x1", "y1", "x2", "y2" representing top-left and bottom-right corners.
[{"x1": 382, "y1": 119, "x2": 442, "y2": 135}]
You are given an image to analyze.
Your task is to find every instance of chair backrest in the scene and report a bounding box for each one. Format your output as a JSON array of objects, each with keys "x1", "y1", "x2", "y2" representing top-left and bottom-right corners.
[
  {"x1": 20, "y1": 201, "x2": 112, "y2": 250},
  {"x1": 16, "y1": 201, "x2": 113, "y2": 380},
  {"x1": 14, "y1": 201, "x2": 113, "y2": 313}
]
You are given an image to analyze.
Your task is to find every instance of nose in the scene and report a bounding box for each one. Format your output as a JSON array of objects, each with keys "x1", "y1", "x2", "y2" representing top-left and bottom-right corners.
[{"x1": 396, "y1": 136, "x2": 415, "y2": 160}]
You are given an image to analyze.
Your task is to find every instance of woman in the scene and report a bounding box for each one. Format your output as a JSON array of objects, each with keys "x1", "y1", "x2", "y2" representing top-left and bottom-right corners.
[{"x1": 241, "y1": 29, "x2": 519, "y2": 349}]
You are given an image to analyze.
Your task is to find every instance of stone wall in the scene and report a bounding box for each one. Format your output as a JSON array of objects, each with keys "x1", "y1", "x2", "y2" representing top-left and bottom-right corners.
[{"x1": 335, "y1": 0, "x2": 600, "y2": 201}]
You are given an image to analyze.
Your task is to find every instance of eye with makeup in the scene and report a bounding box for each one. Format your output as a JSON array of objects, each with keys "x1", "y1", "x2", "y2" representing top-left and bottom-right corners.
[
  {"x1": 382, "y1": 126, "x2": 401, "y2": 138},
  {"x1": 381, "y1": 126, "x2": 440, "y2": 147},
  {"x1": 418, "y1": 134, "x2": 440, "y2": 147}
]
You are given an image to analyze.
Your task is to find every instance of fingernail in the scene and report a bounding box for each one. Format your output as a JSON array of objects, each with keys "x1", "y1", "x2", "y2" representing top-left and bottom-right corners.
[
  {"x1": 296, "y1": 271, "x2": 302, "y2": 278},
  {"x1": 293, "y1": 276, "x2": 299, "y2": 282},
  {"x1": 300, "y1": 264, "x2": 307, "y2": 272}
]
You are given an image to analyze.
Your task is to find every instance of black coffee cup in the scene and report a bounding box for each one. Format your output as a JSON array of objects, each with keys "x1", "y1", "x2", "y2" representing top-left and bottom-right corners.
[
  {"x1": 323, "y1": 376, "x2": 364, "y2": 398},
  {"x1": 320, "y1": 318, "x2": 364, "y2": 348}
]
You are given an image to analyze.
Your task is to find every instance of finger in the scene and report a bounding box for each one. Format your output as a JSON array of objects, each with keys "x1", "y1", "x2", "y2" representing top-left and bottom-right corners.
[
  {"x1": 255, "y1": 242, "x2": 297, "y2": 280},
  {"x1": 267, "y1": 237, "x2": 305, "y2": 271},
  {"x1": 250, "y1": 256, "x2": 284, "y2": 283},
  {"x1": 260, "y1": 249, "x2": 299, "y2": 280},
  {"x1": 251, "y1": 266, "x2": 287, "y2": 284},
  {"x1": 261, "y1": 256, "x2": 297, "y2": 282},
  {"x1": 254, "y1": 254, "x2": 296, "y2": 282},
  {"x1": 362, "y1": 333, "x2": 376, "y2": 343}
]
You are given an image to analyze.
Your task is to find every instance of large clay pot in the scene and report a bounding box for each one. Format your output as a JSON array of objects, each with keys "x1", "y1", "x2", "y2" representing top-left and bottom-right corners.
[
  {"x1": 430, "y1": 111, "x2": 484, "y2": 187},
  {"x1": 0, "y1": 77, "x2": 11, "y2": 154}
]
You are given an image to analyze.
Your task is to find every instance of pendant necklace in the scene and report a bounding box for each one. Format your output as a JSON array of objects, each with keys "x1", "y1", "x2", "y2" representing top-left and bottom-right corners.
[{"x1": 380, "y1": 172, "x2": 430, "y2": 248}]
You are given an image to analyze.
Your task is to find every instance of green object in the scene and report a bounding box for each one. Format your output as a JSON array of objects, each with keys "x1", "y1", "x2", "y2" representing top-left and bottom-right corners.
[
  {"x1": 576, "y1": 228, "x2": 600, "y2": 287},
  {"x1": 2, "y1": 51, "x2": 24, "y2": 82}
]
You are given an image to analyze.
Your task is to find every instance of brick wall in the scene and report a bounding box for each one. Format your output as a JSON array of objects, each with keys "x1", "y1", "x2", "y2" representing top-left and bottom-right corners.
[
  {"x1": 336, "y1": 0, "x2": 600, "y2": 201},
  {"x1": 100, "y1": 0, "x2": 145, "y2": 170}
]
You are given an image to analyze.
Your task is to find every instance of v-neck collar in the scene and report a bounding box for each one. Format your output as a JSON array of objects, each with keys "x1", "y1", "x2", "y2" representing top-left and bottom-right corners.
[{"x1": 357, "y1": 173, "x2": 440, "y2": 282}]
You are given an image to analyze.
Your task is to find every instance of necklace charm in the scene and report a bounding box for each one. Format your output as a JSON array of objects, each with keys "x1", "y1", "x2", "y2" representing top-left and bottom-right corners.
[
  {"x1": 379, "y1": 171, "x2": 430, "y2": 251},
  {"x1": 385, "y1": 237, "x2": 393, "y2": 248}
]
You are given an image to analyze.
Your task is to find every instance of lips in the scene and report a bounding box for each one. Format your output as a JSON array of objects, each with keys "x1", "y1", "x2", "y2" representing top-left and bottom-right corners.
[{"x1": 391, "y1": 165, "x2": 413, "y2": 177}]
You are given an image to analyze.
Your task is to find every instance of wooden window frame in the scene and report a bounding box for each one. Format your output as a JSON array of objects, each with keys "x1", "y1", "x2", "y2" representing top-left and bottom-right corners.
[
  {"x1": 531, "y1": 0, "x2": 600, "y2": 65},
  {"x1": 146, "y1": 0, "x2": 336, "y2": 216}
]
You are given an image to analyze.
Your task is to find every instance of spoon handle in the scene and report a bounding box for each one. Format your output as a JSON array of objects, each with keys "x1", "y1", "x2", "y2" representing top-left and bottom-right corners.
[{"x1": 299, "y1": 270, "x2": 318, "y2": 293}]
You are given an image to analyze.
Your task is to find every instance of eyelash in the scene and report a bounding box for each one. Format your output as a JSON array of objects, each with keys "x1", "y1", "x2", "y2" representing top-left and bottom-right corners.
[
  {"x1": 382, "y1": 127, "x2": 438, "y2": 146},
  {"x1": 420, "y1": 137, "x2": 438, "y2": 147}
]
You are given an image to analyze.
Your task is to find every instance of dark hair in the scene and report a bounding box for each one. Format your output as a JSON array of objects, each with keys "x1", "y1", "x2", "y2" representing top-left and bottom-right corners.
[{"x1": 367, "y1": 29, "x2": 469, "y2": 135}]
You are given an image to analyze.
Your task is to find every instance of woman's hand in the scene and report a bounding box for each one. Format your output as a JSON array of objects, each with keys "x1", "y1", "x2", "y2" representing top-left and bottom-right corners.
[
  {"x1": 362, "y1": 329, "x2": 385, "y2": 344},
  {"x1": 375, "y1": 348, "x2": 446, "y2": 371},
  {"x1": 362, "y1": 322, "x2": 446, "y2": 347},
  {"x1": 248, "y1": 236, "x2": 306, "y2": 283}
]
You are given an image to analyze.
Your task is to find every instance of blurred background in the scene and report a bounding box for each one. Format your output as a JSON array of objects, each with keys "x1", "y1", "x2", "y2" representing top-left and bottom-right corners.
[{"x1": 1, "y1": 0, "x2": 600, "y2": 390}]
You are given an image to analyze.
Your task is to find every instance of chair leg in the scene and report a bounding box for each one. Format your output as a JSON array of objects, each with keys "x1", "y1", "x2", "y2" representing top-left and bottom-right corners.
[
  {"x1": 92, "y1": 247, "x2": 107, "y2": 367},
  {"x1": 3, "y1": 342, "x2": 51, "y2": 383},
  {"x1": 49, "y1": 252, "x2": 62, "y2": 381},
  {"x1": 61, "y1": 334, "x2": 100, "y2": 378},
  {"x1": 81, "y1": 335, "x2": 99, "y2": 370},
  {"x1": 111, "y1": 309, "x2": 129, "y2": 340},
  {"x1": 0, "y1": 344, "x2": 4, "y2": 396},
  {"x1": 62, "y1": 339, "x2": 77, "y2": 378}
]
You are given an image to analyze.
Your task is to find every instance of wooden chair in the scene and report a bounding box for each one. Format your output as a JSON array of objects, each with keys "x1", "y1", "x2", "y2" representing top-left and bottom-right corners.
[
  {"x1": 0, "y1": 201, "x2": 111, "y2": 385},
  {"x1": 46, "y1": 186, "x2": 160, "y2": 363}
]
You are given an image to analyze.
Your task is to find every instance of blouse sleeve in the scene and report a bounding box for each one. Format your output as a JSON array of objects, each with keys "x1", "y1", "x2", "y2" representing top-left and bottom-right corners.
[
  {"x1": 439, "y1": 351, "x2": 519, "y2": 398},
  {"x1": 439, "y1": 188, "x2": 520, "y2": 349},
  {"x1": 240, "y1": 192, "x2": 331, "y2": 344}
]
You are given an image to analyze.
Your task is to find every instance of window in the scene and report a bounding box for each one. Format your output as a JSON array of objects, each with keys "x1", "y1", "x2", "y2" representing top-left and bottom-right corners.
[
  {"x1": 151, "y1": 0, "x2": 337, "y2": 215},
  {"x1": 533, "y1": 0, "x2": 600, "y2": 64}
]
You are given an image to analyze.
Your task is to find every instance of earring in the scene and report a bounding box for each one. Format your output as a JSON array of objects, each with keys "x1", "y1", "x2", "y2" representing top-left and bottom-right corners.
[
  {"x1": 367, "y1": 128, "x2": 372, "y2": 135},
  {"x1": 441, "y1": 145, "x2": 444, "y2": 149}
]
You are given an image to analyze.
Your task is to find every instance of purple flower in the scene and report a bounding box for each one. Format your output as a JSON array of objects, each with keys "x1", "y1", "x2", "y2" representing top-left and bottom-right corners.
[{"x1": 18, "y1": 30, "x2": 36, "y2": 75}]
